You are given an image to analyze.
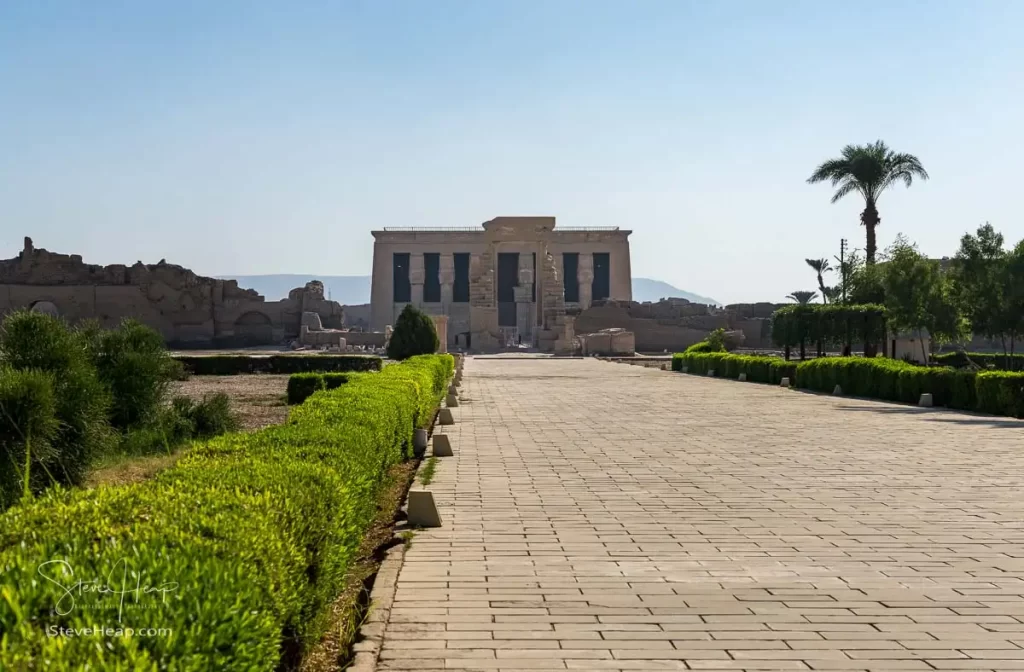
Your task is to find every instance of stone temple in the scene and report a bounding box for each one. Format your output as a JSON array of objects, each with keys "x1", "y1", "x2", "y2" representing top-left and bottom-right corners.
[{"x1": 370, "y1": 216, "x2": 633, "y2": 352}]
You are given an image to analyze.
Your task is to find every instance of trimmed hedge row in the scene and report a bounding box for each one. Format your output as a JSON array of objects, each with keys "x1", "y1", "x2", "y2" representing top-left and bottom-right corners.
[
  {"x1": 932, "y1": 351, "x2": 1024, "y2": 371},
  {"x1": 671, "y1": 352, "x2": 797, "y2": 384},
  {"x1": 0, "y1": 354, "x2": 454, "y2": 670},
  {"x1": 672, "y1": 353, "x2": 1024, "y2": 418},
  {"x1": 174, "y1": 354, "x2": 382, "y2": 376},
  {"x1": 286, "y1": 372, "x2": 350, "y2": 405}
]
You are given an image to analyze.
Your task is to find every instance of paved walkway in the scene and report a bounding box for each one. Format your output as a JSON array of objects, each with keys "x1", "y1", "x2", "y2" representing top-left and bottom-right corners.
[{"x1": 380, "y1": 357, "x2": 1024, "y2": 671}]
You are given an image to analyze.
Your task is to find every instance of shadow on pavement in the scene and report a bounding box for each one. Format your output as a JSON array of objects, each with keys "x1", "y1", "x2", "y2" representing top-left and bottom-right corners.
[{"x1": 835, "y1": 404, "x2": 1024, "y2": 429}]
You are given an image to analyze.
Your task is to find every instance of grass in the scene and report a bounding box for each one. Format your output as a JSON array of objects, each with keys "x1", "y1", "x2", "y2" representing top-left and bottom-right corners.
[{"x1": 418, "y1": 456, "x2": 438, "y2": 485}]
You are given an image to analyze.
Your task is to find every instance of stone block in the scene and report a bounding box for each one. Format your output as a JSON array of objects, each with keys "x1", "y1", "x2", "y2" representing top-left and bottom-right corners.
[
  {"x1": 438, "y1": 408, "x2": 454, "y2": 425},
  {"x1": 413, "y1": 428, "x2": 428, "y2": 457},
  {"x1": 780, "y1": 377, "x2": 791, "y2": 388},
  {"x1": 445, "y1": 393, "x2": 459, "y2": 407},
  {"x1": 707, "y1": 369, "x2": 715, "y2": 377},
  {"x1": 407, "y1": 490, "x2": 441, "y2": 528},
  {"x1": 448, "y1": 383, "x2": 457, "y2": 396},
  {"x1": 833, "y1": 384, "x2": 842, "y2": 396},
  {"x1": 919, "y1": 393, "x2": 934, "y2": 407},
  {"x1": 432, "y1": 433, "x2": 453, "y2": 457},
  {"x1": 738, "y1": 373, "x2": 747, "y2": 382}
]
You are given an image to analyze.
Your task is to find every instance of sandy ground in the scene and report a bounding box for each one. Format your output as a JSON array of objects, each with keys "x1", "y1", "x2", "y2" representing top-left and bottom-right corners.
[{"x1": 169, "y1": 374, "x2": 291, "y2": 432}]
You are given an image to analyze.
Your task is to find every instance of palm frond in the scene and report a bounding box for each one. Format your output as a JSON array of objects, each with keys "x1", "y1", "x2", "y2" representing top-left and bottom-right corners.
[
  {"x1": 807, "y1": 158, "x2": 851, "y2": 185},
  {"x1": 805, "y1": 258, "x2": 831, "y2": 273},
  {"x1": 785, "y1": 290, "x2": 819, "y2": 305},
  {"x1": 829, "y1": 179, "x2": 861, "y2": 204}
]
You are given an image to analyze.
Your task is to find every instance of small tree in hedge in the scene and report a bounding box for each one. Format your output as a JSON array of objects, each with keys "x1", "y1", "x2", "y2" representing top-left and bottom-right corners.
[{"x1": 386, "y1": 305, "x2": 439, "y2": 361}]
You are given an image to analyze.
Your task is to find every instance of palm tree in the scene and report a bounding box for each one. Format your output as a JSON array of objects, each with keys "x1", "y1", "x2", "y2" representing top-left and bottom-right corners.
[
  {"x1": 786, "y1": 290, "x2": 819, "y2": 305},
  {"x1": 805, "y1": 258, "x2": 831, "y2": 304},
  {"x1": 807, "y1": 140, "x2": 929, "y2": 263}
]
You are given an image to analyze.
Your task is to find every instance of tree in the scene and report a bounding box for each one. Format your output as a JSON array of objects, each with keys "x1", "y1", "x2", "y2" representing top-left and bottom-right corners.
[
  {"x1": 881, "y1": 236, "x2": 963, "y2": 364},
  {"x1": 786, "y1": 291, "x2": 819, "y2": 305},
  {"x1": 808, "y1": 141, "x2": 929, "y2": 263},
  {"x1": 805, "y1": 258, "x2": 831, "y2": 304},
  {"x1": 386, "y1": 305, "x2": 439, "y2": 361},
  {"x1": 949, "y1": 223, "x2": 1019, "y2": 359}
]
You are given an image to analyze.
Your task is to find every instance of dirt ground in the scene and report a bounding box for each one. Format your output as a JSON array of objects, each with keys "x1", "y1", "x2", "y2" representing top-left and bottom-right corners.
[{"x1": 170, "y1": 374, "x2": 291, "y2": 432}]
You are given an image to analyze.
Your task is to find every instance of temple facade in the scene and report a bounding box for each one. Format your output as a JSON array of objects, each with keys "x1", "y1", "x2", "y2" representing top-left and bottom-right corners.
[{"x1": 369, "y1": 216, "x2": 632, "y2": 352}]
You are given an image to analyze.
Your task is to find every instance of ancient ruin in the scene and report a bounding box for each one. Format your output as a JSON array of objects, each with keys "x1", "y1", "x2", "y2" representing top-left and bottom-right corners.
[{"x1": 0, "y1": 237, "x2": 346, "y2": 348}]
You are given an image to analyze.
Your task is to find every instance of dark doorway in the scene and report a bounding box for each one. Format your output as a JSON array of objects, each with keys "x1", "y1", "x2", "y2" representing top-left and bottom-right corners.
[{"x1": 497, "y1": 253, "x2": 519, "y2": 327}]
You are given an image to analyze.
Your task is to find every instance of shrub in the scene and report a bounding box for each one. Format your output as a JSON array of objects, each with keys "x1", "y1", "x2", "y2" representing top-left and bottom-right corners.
[
  {"x1": 386, "y1": 305, "x2": 439, "y2": 361},
  {"x1": 0, "y1": 311, "x2": 113, "y2": 491},
  {"x1": 181, "y1": 393, "x2": 239, "y2": 437},
  {"x1": 175, "y1": 354, "x2": 381, "y2": 376},
  {"x1": 932, "y1": 351, "x2": 1024, "y2": 371},
  {"x1": 771, "y1": 304, "x2": 887, "y2": 351},
  {"x1": 0, "y1": 368, "x2": 60, "y2": 508},
  {"x1": 672, "y1": 352, "x2": 796, "y2": 384},
  {"x1": 287, "y1": 373, "x2": 326, "y2": 405},
  {"x1": 89, "y1": 319, "x2": 184, "y2": 430},
  {"x1": 976, "y1": 372, "x2": 1024, "y2": 418},
  {"x1": 0, "y1": 354, "x2": 454, "y2": 669}
]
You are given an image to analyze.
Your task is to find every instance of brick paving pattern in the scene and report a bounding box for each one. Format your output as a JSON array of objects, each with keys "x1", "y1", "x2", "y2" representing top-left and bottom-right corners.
[{"x1": 380, "y1": 356, "x2": 1024, "y2": 671}]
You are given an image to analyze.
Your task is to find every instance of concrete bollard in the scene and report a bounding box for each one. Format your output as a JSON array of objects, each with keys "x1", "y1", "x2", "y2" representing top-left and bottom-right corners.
[
  {"x1": 407, "y1": 490, "x2": 442, "y2": 527},
  {"x1": 738, "y1": 373, "x2": 747, "y2": 382},
  {"x1": 438, "y1": 408, "x2": 454, "y2": 425},
  {"x1": 833, "y1": 385, "x2": 842, "y2": 396},
  {"x1": 919, "y1": 393, "x2": 934, "y2": 408},
  {"x1": 432, "y1": 433, "x2": 453, "y2": 457},
  {"x1": 445, "y1": 393, "x2": 459, "y2": 408},
  {"x1": 780, "y1": 377, "x2": 791, "y2": 388},
  {"x1": 412, "y1": 428, "x2": 428, "y2": 457},
  {"x1": 707, "y1": 369, "x2": 715, "y2": 377},
  {"x1": 681, "y1": 366, "x2": 688, "y2": 373},
  {"x1": 448, "y1": 384, "x2": 457, "y2": 396}
]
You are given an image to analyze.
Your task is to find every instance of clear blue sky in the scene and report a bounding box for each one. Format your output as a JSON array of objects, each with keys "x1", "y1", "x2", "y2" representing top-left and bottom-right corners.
[{"x1": 2, "y1": 0, "x2": 1022, "y2": 304}]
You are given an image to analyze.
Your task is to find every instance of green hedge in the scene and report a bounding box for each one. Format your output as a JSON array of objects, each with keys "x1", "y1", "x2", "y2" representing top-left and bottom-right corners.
[
  {"x1": 286, "y1": 373, "x2": 353, "y2": 405},
  {"x1": 932, "y1": 351, "x2": 1024, "y2": 371},
  {"x1": 672, "y1": 353, "x2": 1023, "y2": 418},
  {"x1": 976, "y1": 372, "x2": 1024, "y2": 418},
  {"x1": 0, "y1": 354, "x2": 454, "y2": 670},
  {"x1": 672, "y1": 352, "x2": 797, "y2": 384},
  {"x1": 174, "y1": 354, "x2": 382, "y2": 376},
  {"x1": 771, "y1": 304, "x2": 887, "y2": 350}
]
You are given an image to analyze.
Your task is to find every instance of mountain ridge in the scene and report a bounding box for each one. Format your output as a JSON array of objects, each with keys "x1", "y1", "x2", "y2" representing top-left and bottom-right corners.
[{"x1": 219, "y1": 274, "x2": 719, "y2": 306}]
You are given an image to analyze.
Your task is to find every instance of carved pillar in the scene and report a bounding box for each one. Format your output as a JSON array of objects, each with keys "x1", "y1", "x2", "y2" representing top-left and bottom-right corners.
[
  {"x1": 431, "y1": 315, "x2": 449, "y2": 353},
  {"x1": 515, "y1": 255, "x2": 534, "y2": 344},
  {"x1": 409, "y1": 253, "x2": 425, "y2": 307},
  {"x1": 577, "y1": 252, "x2": 594, "y2": 310},
  {"x1": 439, "y1": 253, "x2": 454, "y2": 313}
]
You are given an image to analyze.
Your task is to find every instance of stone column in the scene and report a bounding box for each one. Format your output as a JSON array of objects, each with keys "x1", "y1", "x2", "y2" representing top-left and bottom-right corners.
[
  {"x1": 439, "y1": 253, "x2": 454, "y2": 313},
  {"x1": 431, "y1": 315, "x2": 449, "y2": 353},
  {"x1": 409, "y1": 253, "x2": 425, "y2": 307},
  {"x1": 577, "y1": 252, "x2": 594, "y2": 310},
  {"x1": 515, "y1": 255, "x2": 534, "y2": 344}
]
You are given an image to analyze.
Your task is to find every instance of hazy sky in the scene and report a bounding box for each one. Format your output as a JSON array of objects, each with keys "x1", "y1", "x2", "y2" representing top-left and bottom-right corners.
[{"x1": 2, "y1": 1, "x2": 1022, "y2": 304}]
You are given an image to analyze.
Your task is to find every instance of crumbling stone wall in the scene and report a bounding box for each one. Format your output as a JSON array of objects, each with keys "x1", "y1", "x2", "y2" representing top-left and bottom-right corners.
[
  {"x1": 0, "y1": 238, "x2": 346, "y2": 348},
  {"x1": 574, "y1": 298, "x2": 785, "y2": 352}
]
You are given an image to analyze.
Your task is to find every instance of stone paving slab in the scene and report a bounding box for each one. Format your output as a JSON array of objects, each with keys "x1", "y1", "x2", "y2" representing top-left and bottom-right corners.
[{"x1": 380, "y1": 357, "x2": 1024, "y2": 671}]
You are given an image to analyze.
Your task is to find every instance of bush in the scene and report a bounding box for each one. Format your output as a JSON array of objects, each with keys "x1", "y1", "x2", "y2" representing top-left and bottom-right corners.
[
  {"x1": 0, "y1": 311, "x2": 113, "y2": 491},
  {"x1": 89, "y1": 319, "x2": 184, "y2": 430},
  {"x1": 286, "y1": 373, "x2": 352, "y2": 405},
  {"x1": 932, "y1": 351, "x2": 1024, "y2": 371},
  {"x1": 771, "y1": 304, "x2": 887, "y2": 351},
  {"x1": 976, "y1": 372, "x2": 1024, "y2": 418},
  {"x1": 0, "y1": 368, "x2": 60, "y2": 508},
  {"x1": 672, "y1": 352, "x2": 796, "y2": 384},
  {"x1": 175, "y1": 354, "x2": 382, "y2": 376},
  {"x1": 287, "y1": 373, "x2": 326, "y2": 405},
  {"x1": 386, "y1": 305, "x2": 439, "y2": 361},
  {"x1": 0, "y1": 354, "x2": 454, "y2": 669}
]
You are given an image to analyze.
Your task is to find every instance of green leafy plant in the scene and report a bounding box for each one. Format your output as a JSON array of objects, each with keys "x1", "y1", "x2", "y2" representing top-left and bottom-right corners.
[
  {"x1": 0, "y1": 354, "x2": 455, "y2": 669},
  {"x1": 175, "y1": 354, "x2": 381, "y2": 376},
  {"x1": 684, "y1": 328, "x2": 727, "y2": 354},
  {"x1": 386, "y1": 305, "x2": 439, "y2": 361}
]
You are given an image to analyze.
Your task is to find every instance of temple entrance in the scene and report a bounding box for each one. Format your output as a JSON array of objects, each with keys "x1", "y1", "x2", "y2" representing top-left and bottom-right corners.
[{"x1": 497, "y1": 252, "x2": 518, "y2": 327}]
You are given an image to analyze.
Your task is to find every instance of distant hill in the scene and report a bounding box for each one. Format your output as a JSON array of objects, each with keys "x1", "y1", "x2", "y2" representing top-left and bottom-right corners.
[
  {"x1": 631, "y1": 278, "x2": 719, "y2": 306},
  {"x1": 220, "y1": 274, "x2": 718, "y2": 307}
]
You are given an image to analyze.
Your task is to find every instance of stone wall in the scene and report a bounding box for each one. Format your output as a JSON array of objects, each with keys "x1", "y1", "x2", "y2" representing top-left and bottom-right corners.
[
  {"x1": 574, "y1": 298, "x2": 784, "y2": 352},
  {"x1": 0, "y1": 237, "x2": 346, "y2": 348}
]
